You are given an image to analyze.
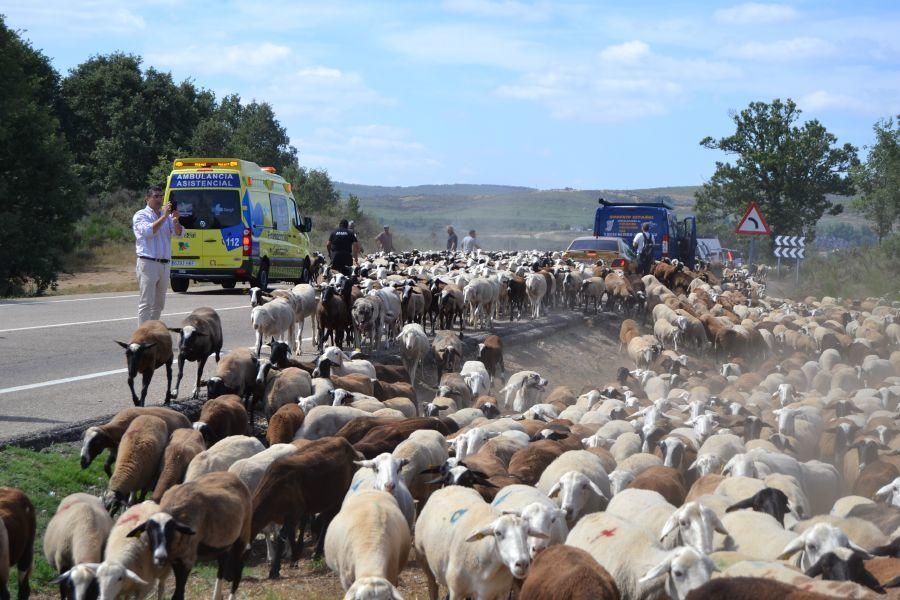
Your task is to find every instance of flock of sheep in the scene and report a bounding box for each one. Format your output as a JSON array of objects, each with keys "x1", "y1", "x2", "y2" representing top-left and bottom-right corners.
[{"x1": 1, "y1": 248, "x2": 900, "y2": 600}]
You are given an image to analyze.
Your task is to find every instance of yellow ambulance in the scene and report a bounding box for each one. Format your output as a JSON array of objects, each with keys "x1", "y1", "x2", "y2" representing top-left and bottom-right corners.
[{"x1": 165, "y1": 158, "x2": 312, "y2": 292}]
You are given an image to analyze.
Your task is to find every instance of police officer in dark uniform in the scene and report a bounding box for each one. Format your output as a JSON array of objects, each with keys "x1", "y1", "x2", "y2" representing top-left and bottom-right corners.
[{"x1": 327, "y1": 219, "x2": 359, "y2": 276}]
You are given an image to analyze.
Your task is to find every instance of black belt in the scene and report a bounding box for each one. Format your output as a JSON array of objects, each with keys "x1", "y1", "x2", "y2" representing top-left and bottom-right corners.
[{"x1": 138, "y1": 256, "x2": 170, "y2": 264}]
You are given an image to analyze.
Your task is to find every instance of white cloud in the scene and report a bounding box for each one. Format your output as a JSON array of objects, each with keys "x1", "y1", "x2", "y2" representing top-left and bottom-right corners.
[
  {"x1": 383, "y1": 24, "x2": 546, "y2": 70},
  {"x1": 723, "y1": 37, "x2": 835, "y2": 61},
  {"x1": 714, "y1": 3, "x2": 798, "y2": 24},
  {"x1": 266, "y1": 67, "x2": 392, "y2": 120},
  {"x1": 3, "y1": 0, "x2": 145, "y2": 35},
  {"x1": 147, "y1": 43, "x2": 292, "y2": 74},
  {"x1": 496, "y1": 46, "x2": 740, "y2": 122},
  {"x1": 297, "y1": 125, "x2": 439, "y2": 183},
  {"x1": 799, "y1": 90, "x2": 874, "y2": 114},
  {"x1": 441, "y1": 0, "x2": 552, "y2": 22},
  {"x1": 598, "y1": 40, "x2": 650, "y2": 63}
]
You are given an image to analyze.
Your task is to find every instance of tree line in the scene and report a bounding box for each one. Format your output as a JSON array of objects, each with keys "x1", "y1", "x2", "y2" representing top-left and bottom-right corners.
[
  {"x1": 695, "y1": 98, "x2": 899, "y2": 248},
  {"x1": 0, "y1": 18, "x2": 343, "y2": 296}
]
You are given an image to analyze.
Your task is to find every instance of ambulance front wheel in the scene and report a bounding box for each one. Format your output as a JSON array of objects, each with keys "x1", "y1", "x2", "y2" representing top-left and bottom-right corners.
[{"x1": 170, "y1": 277, "x2": 189, "y2": 293}]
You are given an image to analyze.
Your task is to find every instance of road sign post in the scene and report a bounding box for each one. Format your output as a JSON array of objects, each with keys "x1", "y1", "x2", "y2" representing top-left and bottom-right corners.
[
  {"x1": 735, "y1": 202, "x2": 771, "y2": 267},
  {"x1": 774, "y1": 236, "x2": 806, "y2": 284}
]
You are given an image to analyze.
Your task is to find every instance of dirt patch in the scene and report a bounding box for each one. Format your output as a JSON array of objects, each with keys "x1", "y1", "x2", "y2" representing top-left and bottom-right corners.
[{"x1": 52, "y1": 244, "x2": 138, "y2": 295}]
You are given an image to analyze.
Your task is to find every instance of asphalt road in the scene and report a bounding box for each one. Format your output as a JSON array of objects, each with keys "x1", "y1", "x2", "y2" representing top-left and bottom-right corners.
[{"x1": 0, "y1": 284, "x2": 307, "y2": 441}]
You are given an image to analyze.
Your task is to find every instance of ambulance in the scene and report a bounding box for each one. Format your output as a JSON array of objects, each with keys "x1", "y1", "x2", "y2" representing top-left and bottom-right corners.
[{"x1": 165, "y1": 158, "x2": 312, "y2": 292}]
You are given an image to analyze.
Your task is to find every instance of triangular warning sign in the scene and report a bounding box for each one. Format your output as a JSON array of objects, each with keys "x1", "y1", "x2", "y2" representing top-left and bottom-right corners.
[{"x1": 735, "y1": 202, "x2": 771, "y2": 235}]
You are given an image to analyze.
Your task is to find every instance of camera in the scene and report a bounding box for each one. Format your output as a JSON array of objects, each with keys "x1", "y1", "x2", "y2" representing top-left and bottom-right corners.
[{"x1": 169, "y1": 199, "x2": 177, "y2": 212}]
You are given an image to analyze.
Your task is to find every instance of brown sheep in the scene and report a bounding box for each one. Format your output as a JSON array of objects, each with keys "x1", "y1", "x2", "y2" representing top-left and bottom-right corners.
[
  {"x1": 686, "y1": 474, "x2": 726, "y2": 502},
  {"x1": 193, "y1": 395, "x2": 249, "y2": 446},
  {"x1": 206, "y1": 347, "x2": 258, "y2": 409},
  {"x1": 473, "y1": 396, "x2": 501, "y2": 419},
  {"x1": 372, "y1": 380, "x2": 416, "y2": 404},
  {"x1": 266, "y1": 404, "x2": 306, "y2": 445},
  {"x1": 151, "y1": 428, "x2": 206, "y2": 503},
  {"x1": 353, "y1": 418, "x2": 452, "y2": 459},
  {"x1": 373, "y1": 363, "x2": 410, "y2": 384},
  {"x1": 628, "y1": 466, "x2": 687, "y2": 507},
  {"x1": 685, "y1": 577, "x2": 835, "y2": 599},
  {"x1": 520, "y1": 544, "x2": 620, "y2": 600},
  {"x1": 80, "y1": 406, "x2": 191, "y2": 476},
  {"x1": 251, "y1": 436, "x2": 360, "y2": 578},
  {"x1": 438, "y1": 372, "x2": 473, "y2": 409},
  {"x1": 331, "y1": 373, "x2": 375, "y2": 396},
  {"x1": 335, "y1": 417, "x2": 406, "y2": 444},
  {"x1": 115, "y1": 320, "x2": 174, "y2": 407},
  {"x1": 105, "y1": 415, "x2": 169, "y2": 514},
  {"x1": 0, "y1": 488, "x2": 35, "y2": 600},
  {"x1": 478, "y1": 335, "x2": 505, "y2": 384},
  {"x1": 507, "y1": 440, "x2": 565, "y2": 486}
]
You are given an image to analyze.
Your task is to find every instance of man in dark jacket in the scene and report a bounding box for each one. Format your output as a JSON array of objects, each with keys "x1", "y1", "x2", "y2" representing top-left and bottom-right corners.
[{"x1": 327, "y1": 219, "x2": 359, "y2": 275}]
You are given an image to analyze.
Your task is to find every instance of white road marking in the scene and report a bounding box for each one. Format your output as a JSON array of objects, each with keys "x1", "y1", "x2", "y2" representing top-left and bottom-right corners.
[
  {"x1": 0, "y1": 294, "x2": 140, "y2": 306},
  {"x1": 0, "y1": 305, "x2": 248, "y2": 333},
  {"x1": 0, "y1": 369, "x2": 128, "y2": 395}
]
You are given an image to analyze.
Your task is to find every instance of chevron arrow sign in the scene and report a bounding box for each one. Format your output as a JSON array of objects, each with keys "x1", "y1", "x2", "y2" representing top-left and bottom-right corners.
[
  {"x1": 774, "y1": 236, "x2": 805, "y2": 247},
  {"x1": 774, "y1": 247, "x2": 805, "y2": 258}
]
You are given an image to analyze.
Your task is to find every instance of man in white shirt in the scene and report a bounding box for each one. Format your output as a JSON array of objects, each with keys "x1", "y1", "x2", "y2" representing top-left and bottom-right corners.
[
  {"x1": 461, "y1": 229, "x2": 480, "y2": 253},
  {"x1": 133, "y1": 185, "x2": 183, "y2": 324},
  {"x1": 632, "y1": 222, "x2": 654, "y2": 275}
]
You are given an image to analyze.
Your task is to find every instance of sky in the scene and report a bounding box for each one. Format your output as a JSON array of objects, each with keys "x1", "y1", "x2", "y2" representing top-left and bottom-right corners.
[{"x1": 3, "y1": 0, "x2": 899, "y2": 189}]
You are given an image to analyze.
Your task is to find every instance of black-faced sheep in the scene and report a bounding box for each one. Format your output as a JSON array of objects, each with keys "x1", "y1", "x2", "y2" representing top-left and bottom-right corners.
[
  {"x1": 169, "y1": 307, "x2": 223, "y2": 400},
  {"x1": 114, "y1": 320, "x2": 174, "y2": 407}
]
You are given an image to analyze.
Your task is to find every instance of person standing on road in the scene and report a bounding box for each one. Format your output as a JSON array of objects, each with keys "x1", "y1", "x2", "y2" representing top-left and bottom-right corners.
[
  {"x1": 461, "y1": 229, "x2": 480, "y2": 253},
  {"x1": 632, "y1": 222, "x2": 654, "y2": 276},
  {"x1": 327, "y1": 219, "x2": 359, "y2": 276},
  {"x1": 447, "y1": 226, "x2": 458, "y2": 251},
  {"x1": 133, "y1": 185, "x2": 183, "y2": 324},
  {"x1": 375, "y1": 225, "x2": 394, "y2": 252}
]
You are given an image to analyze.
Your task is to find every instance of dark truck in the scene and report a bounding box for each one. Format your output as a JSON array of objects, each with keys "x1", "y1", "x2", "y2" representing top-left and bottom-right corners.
[{"x1": 592, "y1": 198, "x2": 698, "y2": 269}]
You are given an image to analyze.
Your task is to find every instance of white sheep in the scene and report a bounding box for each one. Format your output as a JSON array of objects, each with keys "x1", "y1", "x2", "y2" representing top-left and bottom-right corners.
[
  {"x1": 183, "y1": 435, "x2": 265, "y2": 482},
  {"x1": 43, "y1": 493, "x2": 113, "y2": 595},
  {"x1": 250, "y1": 297, "x2": 295, "y2": 357},
  {"x1": 536, "y1": 450, "x2": 611, "y2": 526},
  {"x1": 294, "y1": 406, "x2": 373, "y2": 440},
  {"x1": 567, "y1": 512, "x2": 715, "y2": 600},
  {"x1": 717, "y1": 510, "x2": 797, "y2": 561},
  {"x1": 525, "y1": 273, "x2": 547, "y2": 319},
  {"x1": 316, "y1": 346, "x2": 377, "y2": 379},
  {"x1": 414, "y1": 486, "x2": 544, "y2": 600},
  {"x1": 94, "y1": 500, "x2": 172, "y2": 600},
  {"x1": 778, "y1": 522, "x2": 873, "y2": 571},
  {"x1": 459, "y1": 361, "x2": 492, "y2": 397},
  {"x1": 325, "y1": 490, "x2": 410, "y2": 598},
  {"x1": 490, "y1": 485, "x2": 568, "y2": 558},
  {"x1": 396, "y1": 323, "x2": 429, "y2": 384},
  {"x1": 332, "y1": 389, "x2": 384, "y2": 413},
  {"x1": 392, "y1": 430, "x2": 449, "y2": 505},
  {"x1": 346, "y1": 453, "x2": 416, "y2": 530}
]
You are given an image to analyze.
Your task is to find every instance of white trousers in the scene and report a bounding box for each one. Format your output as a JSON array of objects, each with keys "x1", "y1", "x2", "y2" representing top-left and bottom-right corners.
[{"x1": 136, "y1": 258, "x2": 169, "y2": 324}]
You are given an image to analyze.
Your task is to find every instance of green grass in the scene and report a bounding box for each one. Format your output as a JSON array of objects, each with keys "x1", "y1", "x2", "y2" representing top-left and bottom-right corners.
[{"x1": 0, "y1": 444, "x2": 108, "y2": 596}]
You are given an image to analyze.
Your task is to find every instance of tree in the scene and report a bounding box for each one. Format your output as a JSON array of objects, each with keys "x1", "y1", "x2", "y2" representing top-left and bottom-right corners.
[
  {"x1": 59, "y1": 53, "x2": 213, "y2": 193},
  {"x1": 695, "y1": 99, "x2": 858, "y2": 242},
  {"x1": 851, "y1": 117, "x2": 900, "y2": 243},
  {"x1": 292, "y1": 166, "x2": 340, "y2": 212},
  {"x1": 347, "y1": 193, "x2": 362, "y2": 220},
  {"x1": 0, "y1": 18, "x2": 84, "y2": 295}
]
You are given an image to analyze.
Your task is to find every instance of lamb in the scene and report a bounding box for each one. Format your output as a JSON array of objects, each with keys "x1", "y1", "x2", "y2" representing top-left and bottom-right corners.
[
  {"x1": 192, "y1": 395, "x2": 249, "y2": 446},
  {"x1": 499, "y1": 371, "x2": 548, "y2": 413},
  {"x1": 80, "y1": 407, "x2": 190, "y2": 476},
  {"x1": 94, "y1": 500, "x2": 171, "y2": 600},
  {"x1": 251, "y1": 436, "x2": 360, "y2": 577},
  {"x1": 396, "y1": 323, "x2": 429, "y2": 384},
  {"x1": 567, "y1": 512, "x2": 715, "y2": 600},
  {"x1": 537, "y1": 450, "x2": 611, "y2": 526},
  {"x1": 206, "y1": 347, "x2": 258, "y2": 410},
  {"x1": 250, "y1": 296, "x2": 296, "y2": 357},
  {"x1": 519, "y1": 545, "x2": 621, "y2": 600},
  {"x1": 315, "y1": 346, "x2": 377, "y2": 379},
  {"x1": 0, "y1": 487, "x2": 36, "y2": 600},
  {"x1": 151, "y1": 428, "x2": 206, "y2": 503},
  {"x1": 324, "y1": 490, "x2": 410, "y2": 598},
  {"x1": 114, "y1": 320, "x2": 174, "y2": 407},
  {"x1": 266, "y1": 404, "x2": 306, "y2": 445},
  {"x1": 414, "y1": 486, "x2": 544, "y2": 600},
  {"x1": 432, "y1": 332, "x2": 464, "y2": 382},
  {"x1": 490, "y1": 484, "x2": 568, "y2": 557},
  {"x1": 126, "y1": 471, "x2": 252, "y2": 600},
  {"x1": 183, "y1": 435, "x2": 265, "y2": 482},
  {"x1": 168, "y1": 307, "x2": 223, "y2": 400},
  {"x1": 104, "y1": 415, "x2": 169, "y2": 515},
  {"x1": 43, "y1": 493, "x2": 112, "y2": 597},
  {"x1": 479, "y1": 335, "x2": 506, "y2": 385}
]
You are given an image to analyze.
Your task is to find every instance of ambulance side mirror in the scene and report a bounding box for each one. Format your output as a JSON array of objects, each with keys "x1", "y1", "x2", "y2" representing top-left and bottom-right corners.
[{"x1": 303, "y1": 217, "x2": 312, "y2": 232}]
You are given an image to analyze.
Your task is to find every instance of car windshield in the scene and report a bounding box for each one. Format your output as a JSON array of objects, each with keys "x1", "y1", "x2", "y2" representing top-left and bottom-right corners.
[
  {"x1": 568, "y1": 239, "x2": 620, "y2": 252},
  {"x1": 170, "y1": 189, "x2": 242, "y2": 230}
]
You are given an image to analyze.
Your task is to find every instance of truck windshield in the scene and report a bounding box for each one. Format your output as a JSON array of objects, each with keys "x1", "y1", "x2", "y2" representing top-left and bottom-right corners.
[
  {"x1": 568, "y1": 239, "x2": 620, "y2": 251},
  {"x1": 170, "y1": 189, "x2": 242, "y2": 230}
]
